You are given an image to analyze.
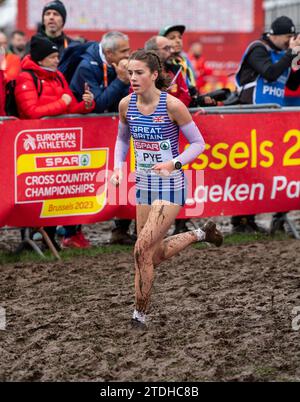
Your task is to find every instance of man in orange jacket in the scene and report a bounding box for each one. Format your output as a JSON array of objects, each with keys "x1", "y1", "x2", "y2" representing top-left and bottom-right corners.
[{"x1": 0, "y1": 31, "x2": 21, "y2": 82}]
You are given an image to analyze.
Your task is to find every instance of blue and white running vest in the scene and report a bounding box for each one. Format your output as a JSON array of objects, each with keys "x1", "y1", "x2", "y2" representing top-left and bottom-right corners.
[
  {"x1": 235, "y1": 40, "x2": 291, "y2": 105},
  {"x1": 127, "y1": 91, "x2": 185, "y2": 192}
]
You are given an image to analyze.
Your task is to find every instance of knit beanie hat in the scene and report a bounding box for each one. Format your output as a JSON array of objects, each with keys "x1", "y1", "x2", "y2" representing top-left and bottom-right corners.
[
  {"x1": 42, "y1": 1, "x2": 67, "y2": 25},
  {"x1": 30, "y1": 34, "x2": 59, "y2": 62},
  {"x1": 269, "y1": 16, "x2": 296, "y2": 35}
]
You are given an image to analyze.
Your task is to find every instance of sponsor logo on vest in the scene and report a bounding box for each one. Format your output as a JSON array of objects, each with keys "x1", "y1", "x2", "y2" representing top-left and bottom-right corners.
[
  {"x1": 160, "y1": 141, "x2": 170, "y2": 150},
  {"x1": 135, "y1": 141, "x2": 160, "y2": 151}
]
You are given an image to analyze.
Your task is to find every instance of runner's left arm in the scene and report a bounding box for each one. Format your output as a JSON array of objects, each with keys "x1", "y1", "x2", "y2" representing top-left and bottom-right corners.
[{"x1": 168, "y1": 95, "x2": 205, "y2": 165}]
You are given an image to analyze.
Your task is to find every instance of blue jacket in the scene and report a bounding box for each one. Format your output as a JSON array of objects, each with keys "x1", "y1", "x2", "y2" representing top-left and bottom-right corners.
[{"x1": 70, "y1": 42, "x2": 129, "y2": 113}]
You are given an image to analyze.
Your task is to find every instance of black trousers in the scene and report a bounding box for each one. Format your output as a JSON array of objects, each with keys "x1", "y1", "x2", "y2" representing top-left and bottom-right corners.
[{"x1": 114, "y1": 219, "x2": 131, "y2": 232}]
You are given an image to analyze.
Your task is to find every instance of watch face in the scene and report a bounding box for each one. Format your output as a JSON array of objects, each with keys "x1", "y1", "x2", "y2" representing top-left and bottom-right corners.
[{"x1": 175, "y1": 161, "x2": 182, "y2": 169}]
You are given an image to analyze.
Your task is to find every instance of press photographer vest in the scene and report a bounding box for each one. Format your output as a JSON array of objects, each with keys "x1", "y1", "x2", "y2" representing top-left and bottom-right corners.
[{"x1": 235, "y1": 40, "x2": 291, "y2": 105}]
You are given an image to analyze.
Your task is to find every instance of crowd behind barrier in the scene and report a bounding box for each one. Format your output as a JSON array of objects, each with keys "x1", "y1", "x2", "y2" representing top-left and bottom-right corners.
[
  {"x1": 1, "y1": 104, "x2": 300, "y2": 249},
  {"x1": 1, "y1": 3, "x2": 300, "y2": 248},
  {"x1": 1, "y1": 105, "x2": 300, "y2": 222}
]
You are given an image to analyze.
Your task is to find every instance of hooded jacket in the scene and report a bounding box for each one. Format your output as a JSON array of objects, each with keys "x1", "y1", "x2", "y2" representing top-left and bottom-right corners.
[
  {"x1": 70, "y1": 42, "x2": 129, "y2": 113},
  {"x1": 15, "y1": 55, "x2": 94, "y2": 119}
]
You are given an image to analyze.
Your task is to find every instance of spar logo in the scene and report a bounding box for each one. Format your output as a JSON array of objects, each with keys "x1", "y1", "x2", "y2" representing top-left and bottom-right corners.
[
  {"x1": 135, "y1": 141, "x2": 160, "y2": 151},
  {"x1": 160, "y1": 141, "x2": 170, "y2": 150},
  {"x1": 80, "y1": 154, "x2": 90, "y2": 166},
  {"x1": 23, "y1": 135, "x2": 36, "y2": 151}
]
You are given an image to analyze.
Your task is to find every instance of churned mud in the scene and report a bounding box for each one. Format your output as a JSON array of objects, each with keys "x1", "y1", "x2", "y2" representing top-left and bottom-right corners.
[{"x1": 1, "y1": 237, "x2": 300, "y2": 381}]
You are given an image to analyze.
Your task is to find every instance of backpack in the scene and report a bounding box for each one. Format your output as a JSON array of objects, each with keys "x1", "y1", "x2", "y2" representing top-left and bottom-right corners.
[
  {"x1": 5, "y1": 69, "x2": 43, "y2": 117},
  {"x1": 58, "y1": 41, "x2": 96, "y2": 84}
]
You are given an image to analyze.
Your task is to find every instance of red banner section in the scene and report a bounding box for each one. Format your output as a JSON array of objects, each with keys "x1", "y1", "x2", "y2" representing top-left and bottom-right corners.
[{"x1": 0, "y1": 112, "x2": 299, "y2": 227}]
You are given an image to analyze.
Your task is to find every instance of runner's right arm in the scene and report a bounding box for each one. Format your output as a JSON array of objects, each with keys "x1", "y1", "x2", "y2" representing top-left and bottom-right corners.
[{"x1": 114, "y1": 96, "x2": 131, "y2": 170}]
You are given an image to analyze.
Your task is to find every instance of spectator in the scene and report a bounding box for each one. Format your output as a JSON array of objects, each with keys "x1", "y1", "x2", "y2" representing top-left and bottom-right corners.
[
  {"x1": 188, "y1": 42, "x2": 213, "y2": 93},
  {"x1": 15, "y1": 34, "x2": 95, "y2": 249},
  {"x1": 70, "y1": 31, "x2": 130, "y2": 113},
  {"x1": 236, "y1": 16, "x2": 300, "y2": 105},
  {"x1": 0, "y1": 45, "x2": 5, "y2": 116},
  {"x1": 0, "y1": 70, "x2": 4, "y2": 116},
  {"x1": 159, "y1": 25, "x2": 196, "y2": 96},
  {"x1": 37, "y1": 0, "x2": 86, "y2": 247},
  {"x1": 9, "y1": 30, "x2": 27, "y2": 59},
  {"x1": 70, "y1": 31, "x2": 134, "y2": 245},
  {"x1": 0, "y1": 31, "x2": 21, "y2": 82},
  {"x1": 233, "y1": 15, "x2": 300, "y2": 233},
  {"x1": 144, "y1": 35, "x2": 191, "y2": 106},
  {"x1": 39, "y1": 0, "x2": 75, "y2": 56}
]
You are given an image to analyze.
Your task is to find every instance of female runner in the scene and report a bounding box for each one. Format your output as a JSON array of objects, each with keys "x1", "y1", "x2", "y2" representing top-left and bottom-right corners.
[{"x1": 112, "y1": 49, "x2": 223, "y2": 327}]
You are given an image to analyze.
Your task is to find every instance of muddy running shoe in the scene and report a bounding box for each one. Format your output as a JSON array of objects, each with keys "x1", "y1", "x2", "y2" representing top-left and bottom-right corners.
[
  {"x1": 202, "y1": 220, "x2": 223, "y2": 247},
  {"x1": 131, "y1": 318, "x2": 147, "y2": 330}
]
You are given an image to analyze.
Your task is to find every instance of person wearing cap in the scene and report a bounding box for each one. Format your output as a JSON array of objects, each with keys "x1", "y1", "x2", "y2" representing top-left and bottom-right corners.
[
  {"x1": 15, "y1": 34, "x2": 95, "y2": 250},
  {"x1": 235, "y1": 15, "x2": 300, "y2": 105},
  {"x1": 232, "y1": 16, "x2": 300, "y2": 234},
  {"x1": 39, "y1": 0, "x2": 75, "y2": 56},
  {"x1": 159, "y1": 25, "x2": 196, "y2": 95}
]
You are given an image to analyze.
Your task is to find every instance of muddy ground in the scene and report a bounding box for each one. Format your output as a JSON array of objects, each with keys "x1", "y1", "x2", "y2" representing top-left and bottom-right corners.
[{"x1": 1, "y1": 227, "x2": 300, "y2": 381}]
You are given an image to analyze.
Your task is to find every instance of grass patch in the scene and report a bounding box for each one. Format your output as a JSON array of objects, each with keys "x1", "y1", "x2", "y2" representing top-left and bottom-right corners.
[
  {"x1": 223, "y1": 231, "x2": 289, "y2": 246},
  {"x1": 254, "y1": 366, "x2": 278, "y2": 379},
  {"x1": 0, "y1": 232, "x2": 291, "y2": 265},
  {"x1": 0, "y1": 243, "x2": 133, "y2": 265},
  {"x1": 193, "y1": 231, "x2": 289, "y2": 249}
]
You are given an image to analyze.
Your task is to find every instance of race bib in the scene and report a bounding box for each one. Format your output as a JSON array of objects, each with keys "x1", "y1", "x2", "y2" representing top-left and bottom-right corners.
[{"x1": 134, "y1": 139, "x2": 173, "y2": 171}]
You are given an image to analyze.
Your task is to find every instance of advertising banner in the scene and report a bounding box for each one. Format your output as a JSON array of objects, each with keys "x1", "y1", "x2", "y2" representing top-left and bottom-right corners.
[{"x1": 0, "y1": 111, "x2": 299, "y2": 227}]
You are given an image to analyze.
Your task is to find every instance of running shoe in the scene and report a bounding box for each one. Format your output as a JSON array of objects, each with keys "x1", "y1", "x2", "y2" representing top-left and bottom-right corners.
[
  {"x1": 202, "y1": 220, "x2": 223, "y2": 247},
  {"x1": 131, "y1": 318, "x2": 147, "y2": 330}
]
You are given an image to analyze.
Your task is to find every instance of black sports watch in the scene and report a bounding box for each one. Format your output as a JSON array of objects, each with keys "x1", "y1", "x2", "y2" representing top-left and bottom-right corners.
[{"x1": 173, "y1": 160, "x2": 182, "y2": 170}]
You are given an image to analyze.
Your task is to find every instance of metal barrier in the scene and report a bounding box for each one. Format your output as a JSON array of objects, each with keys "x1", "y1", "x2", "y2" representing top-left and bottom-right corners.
[
  {"x1": 0, "y1": 226, "x2": 61, "y2": 260},
  {"x1": 0, "y1": 116, "x2": 19, "y2": 121},
  {"x1": 270, "y1": 213, "x2": 300, "y2": 240},
  {"x1": 41, "y1": 112, "x2": 118, "y2": 119},
  {"x1": 191, "y1": 105, "x2": 300, "y2": 115},
  {"x1": 4, "y1": 103, "x2": 300, "y2": 120}
]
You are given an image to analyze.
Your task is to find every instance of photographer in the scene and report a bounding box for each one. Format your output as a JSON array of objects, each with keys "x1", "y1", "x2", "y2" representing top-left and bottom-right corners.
[{"x1": 232, "y1": 16, "x2": 300, "y2": 233}]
